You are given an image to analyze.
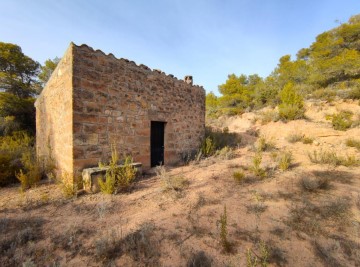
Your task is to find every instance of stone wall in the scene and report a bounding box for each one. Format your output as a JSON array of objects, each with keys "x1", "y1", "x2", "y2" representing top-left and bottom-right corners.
[
  {"x1": 35, "y1": 45, "x2": 74, "y2": 178},
  {"x1": 36, "y1": 43, "x2": 205, "y2": 183},
  {"x1": 71, "y1": 44, "x2": 205, "y2": 173}
]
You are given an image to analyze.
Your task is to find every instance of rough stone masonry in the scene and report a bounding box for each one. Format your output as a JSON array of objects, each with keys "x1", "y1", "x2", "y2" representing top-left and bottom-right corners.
[{"x1": 35, "y1": 43, "x2": 205, "y2": 184}]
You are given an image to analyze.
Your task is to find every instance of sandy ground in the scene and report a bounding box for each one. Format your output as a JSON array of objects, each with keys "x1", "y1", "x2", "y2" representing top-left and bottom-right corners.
[{"x1": 1, "y1": 99, "x2": 359, "y2": 267}]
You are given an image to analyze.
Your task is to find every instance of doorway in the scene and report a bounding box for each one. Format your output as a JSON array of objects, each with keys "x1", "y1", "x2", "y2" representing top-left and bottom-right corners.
[{"x1": 151, "y1": 121, "x2": 165, "y2": 167}]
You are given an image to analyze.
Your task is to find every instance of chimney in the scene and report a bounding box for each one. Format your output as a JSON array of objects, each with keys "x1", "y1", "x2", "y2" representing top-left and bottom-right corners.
[{"x1": 184, "y1": 75, "x2": 193, "y2": 85}]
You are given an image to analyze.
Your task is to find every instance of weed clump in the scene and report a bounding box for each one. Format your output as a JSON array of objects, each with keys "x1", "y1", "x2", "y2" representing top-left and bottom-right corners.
[
  {"x1": 201, "y1": 136, "x2": 215, "y2": 157},
  {"x1": 155, "y1": 165, "x2": 188, "y2": 192},
  {"x1": 257, "y1": 110, "x2": 279, "y2": 125},
  {"x1": 233, "y1": 171, "x2": 245, "y2": 183},
  {"x1": 326, "y1": 110, "x2": 353, "y2": 131},
  {"x1": 58, "y1": 172, "x2": 78, "y2": 198},
  {"x1": 98, "y1": 145, "x2": 136, "y2": 194},
  {"x1": 300, "y1": 175, "x2": 331, "y2": 192},
  {"x1": 308, "y1": 149, "x2": 359, "y2": 167},
  {"x1": 278, "y1": 151, "x2": 293, "y2": 171},
  {"x1": 218, "y1": 205, "x2": 231, "y2": 253},
  {"x1": 251, "y1": 152, "x2": 266, "y2": 178},
  {"x1": 346, "y1": 138, "x2": 360, "y2": 151},
  {"x1": 286, "y1": 132, "x2": 313, "y2": 144},
  {"x1": 256, "y1": 136, "x2": 276, "y2": 152},
  {"x1": 286, "y1": 132, "x2": 304, "y2": 143}
]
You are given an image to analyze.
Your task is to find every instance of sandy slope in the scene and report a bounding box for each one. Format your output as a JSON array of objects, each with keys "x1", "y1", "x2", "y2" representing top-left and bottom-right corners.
[{"x1": 0, "y1": 99, "x2": 359, "y2": 267}]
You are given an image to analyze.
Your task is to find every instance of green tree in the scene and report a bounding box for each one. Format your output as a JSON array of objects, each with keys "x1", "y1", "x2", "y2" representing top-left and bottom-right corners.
[
  {"x1": 206, "y1": 91, "x2": 218, "y2": 109},
  {"x1": 0, "y1": 42, "x2": 40, "y2": 135},
  {"x1": 39, "y1": 57, "x2": 60, "y2": 86},
  {"x1": 0, "y1": 42, "x2": 40, "y2": 98},
  {"x1": 308, "y1": 15, "x2": 360, "y2": 86},
  {"x1": 0, "y1": 93, "x2": 35, "y2": 135},
  {"x1": 278, "y1": 82, "x2": 305, "y2": 121}
]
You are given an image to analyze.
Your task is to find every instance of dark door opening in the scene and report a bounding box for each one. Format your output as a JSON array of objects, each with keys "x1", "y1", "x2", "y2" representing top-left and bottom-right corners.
[{"x1": 151, "y1": 121, "x2": 165, "y2": 167}]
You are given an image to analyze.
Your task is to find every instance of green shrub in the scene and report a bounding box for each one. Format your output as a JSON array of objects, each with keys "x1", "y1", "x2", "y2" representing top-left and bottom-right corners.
[
  {"x1": 215, "y1": 146, "x2": 235, "y2": 160},
  {"x1": 98, "y1": 146, "x2": 136, "y2": 194},
  {"x1": 98, "y1": 172, "x2": 116, "y2": 195},
  {"x1": 300, "y1": 176, "x2": 330, "y2": 192},
  {"x1": 16, "y1": 149, "x2": 42, "y2": 190},
  {"x1": 302, "y1": 136, "x2": 314, "y2": 144},
  {"x1": 278, "y1": 104, "x2": 305, "y2": 121},
  {"x1": 58, "y1": 172, "x2": 78, "y2": 198},
  {"x1": 256, "y1": 136, "x2": 276, "y2": 152},
  {"x1": 218, "y1": 205, "x2": 231, "y2": 252},
  {"x1": 205, "y1": 127, "x2": 242, "y2": 149},
  {"x1": 346, "y1": 138, "x2": 360, "y2": 150},
  {"x1": 344, "y1": 87, "x2": 360, "y2": 100},
  {"x1": 200, "y1": 136, "x2": 215, "y2": 157},
  {"x1": 278, "y1": 83, "x2": 305, "y2": 121},
  {"x1": 326, "y1": 110, "x2": 353, "y2": 131},
  {"x1": 258, "y1": 110, "x2": 279, "y2": 125},
  {"x1": 0, "y1": 152, "x2": 19, "y2": 185},
  {"x1": 251, "y1": 152, "x2": 266, "y2": 178},
  {"x1": 233, "y1": 171, "x2": 245, "y2": 183},
  {"x1": 312, "y1": 88, "x2": 336, "y2": 101},
  {"x1": 308, "y1": 149, "x2": 359, "y2": 167},
  {"x1": 278, "y1": 151, "x2": 293, "y2": 171},
  {"x1": 0, "y1": 131, "x2": 34, "y2": 186},
  {"x1": 286, "y1": 132, "x2": 304, "y2": 143}
]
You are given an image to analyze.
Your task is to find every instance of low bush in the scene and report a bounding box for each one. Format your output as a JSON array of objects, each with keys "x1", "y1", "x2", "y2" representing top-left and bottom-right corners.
[
  {"x1": 326, "y1": 110, "x2": 353, "y2": 131},
  {"x1": 98, "y1": 146, "x2": 136, "y2": 194},
  {"x1": 278, "y1": 82, "x2": 305, "y2": 121},
  {"x1": 200, "y1": 136, "x2": 215, "y2": 157},
  {"x1": 0, "y1": 131, "x2": 34, "y2": 186},
  {"x1": 233, "y1": 171, "x2": 245, "y2": 183},
  {"x1": 58, "y1": 172, "x2": 78, "y2": 198},
  {"x1": 300, "y1": 176, "x2": 331, "y2": 192},
  {"x1": 16, "y1": 149, "x2": 42, "y2": 192},
  {"x1": 278, "y1": 151, "x2": 293, "y2": 171},
  {"x1": 308, "y1": 149, "x2": 359, "y2": 167},
  {"x1": 251, "y1": 152, "x2": 266, "y2": 178},
  {"x1": 155, "y1": 165, "x2": 188, "y2": 192},
  {"x1": 218, "y1": 205, "x2": 231, "y2": 253},
  {"x1": 312, "y1": 88, "x2": 336, "y2": 101},
  {"x1": 343, "y1": 87, "x2": 360, "y2": 100},
  {"x1": 346, "y1": 138, "x2": 360, "y2": 151},
  {"x1": 286, "y1": 132, "x2": 304, "y2": 143},
  {"x1": 215, "y1": 146, "x2": 235, "y2": 160},
  {"x1": 256, "y1": 136, "x2": 276, "y2": 152},
  {"x1": 257, "y1": 110, "x2": 279, "y2": 125},
  {"x1": 278, "y1": 104, "x2": 306, "y2": 121},
  {"x1": 302, "y1": 136, "x2": 314, "y2": 144}
]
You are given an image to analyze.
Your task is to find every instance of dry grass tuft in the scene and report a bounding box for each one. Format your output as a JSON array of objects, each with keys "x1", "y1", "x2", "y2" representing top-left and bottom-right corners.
[{"x1": 308, "y1": 149, "x2": 359, "y2": 167}]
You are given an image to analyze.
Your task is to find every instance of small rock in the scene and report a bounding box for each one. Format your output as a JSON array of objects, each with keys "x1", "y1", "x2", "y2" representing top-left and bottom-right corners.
[{"x1": 313, "y1": 140, "x2": 320, "y2": 146}]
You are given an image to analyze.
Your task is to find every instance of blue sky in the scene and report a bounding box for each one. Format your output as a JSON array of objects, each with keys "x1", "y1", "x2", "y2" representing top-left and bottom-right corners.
[{"x1": 1, "y1": 0, "x2": 359, "y2": 94}]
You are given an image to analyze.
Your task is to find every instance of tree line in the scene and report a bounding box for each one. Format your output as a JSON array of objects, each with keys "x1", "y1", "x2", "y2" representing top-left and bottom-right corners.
[
  {"x1": 0, "y1": 42, "x2": 59, "y2": 136},
  {"x1": 0, "y1": 41, "x2": 59, "y2": 185},
  {"x1": 207, "y1": 14, "x2": 360, "y2": 118}
]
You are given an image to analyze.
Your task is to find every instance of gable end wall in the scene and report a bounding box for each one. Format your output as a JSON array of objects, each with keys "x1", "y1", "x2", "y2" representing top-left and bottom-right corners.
[{"x1": 35, "y1": 44, "x2": 74, "y2": 179}]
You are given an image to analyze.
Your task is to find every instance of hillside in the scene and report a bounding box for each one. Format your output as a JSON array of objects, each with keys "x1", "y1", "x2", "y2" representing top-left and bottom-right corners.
[
  {"x1": 207, "y1": 14, "x2": 360, "y2": 118},
  {"x1": 1, "y1": 99, "x2": 359, "y2": 266}
]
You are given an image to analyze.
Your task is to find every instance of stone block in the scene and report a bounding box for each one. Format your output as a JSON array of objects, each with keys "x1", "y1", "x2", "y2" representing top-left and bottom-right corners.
[{"x1": 82, "y1": 163, "x2": 142, "y2": 193}]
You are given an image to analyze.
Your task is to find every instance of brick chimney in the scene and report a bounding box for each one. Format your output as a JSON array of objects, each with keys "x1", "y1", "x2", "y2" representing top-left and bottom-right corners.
[{"x1": 184, "y1": 75, "x2": 193, "y2": 85}]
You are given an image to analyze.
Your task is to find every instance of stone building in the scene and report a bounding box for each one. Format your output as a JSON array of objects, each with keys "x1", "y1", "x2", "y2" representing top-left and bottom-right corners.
[{"x1": 35, "y1": 43, "x2": 205, "y2": 184}]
